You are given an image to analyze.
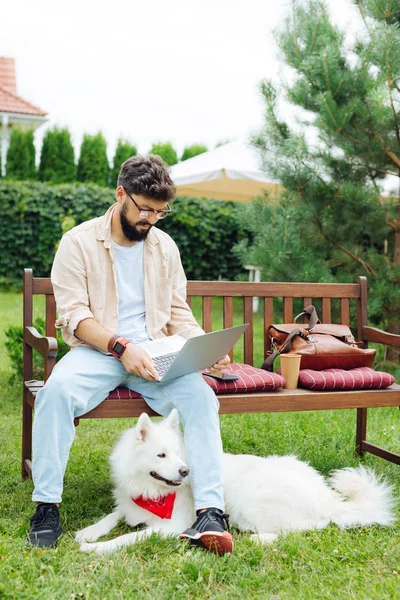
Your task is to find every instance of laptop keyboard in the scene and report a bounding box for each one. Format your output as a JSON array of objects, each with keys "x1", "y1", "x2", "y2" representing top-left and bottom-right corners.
[{"x1": 153, "y1": 352, "x2": 179, "y2": 377}]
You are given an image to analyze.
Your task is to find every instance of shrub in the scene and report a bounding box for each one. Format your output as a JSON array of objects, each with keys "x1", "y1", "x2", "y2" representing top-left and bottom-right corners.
[
  {"x1": 77, "y1": 133, "x2": 109, "y2": 186},
  {"x1": 111, "y1": 139, "x2": 137, "y2": 187},
  {"x1": 149, "y1": 142, "x2": 178, "y2": 166},
  {"x1": 6, "y1": 128, "x2": 36, "y2": 180},
  {"x1": 5, "y1": 317, "x2": 69, "y2": 383},
  {"x1": 181, "y1": 145, "x2": 207, "y2": 161},
  {"x1": 38, "y1": 127, "x2": 76, "y2": 183}
]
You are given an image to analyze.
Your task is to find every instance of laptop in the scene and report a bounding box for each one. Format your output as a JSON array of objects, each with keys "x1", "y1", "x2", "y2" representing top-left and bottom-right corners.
[{"x1": 138, "y1": 324, "x2": 249, "y2": 382}]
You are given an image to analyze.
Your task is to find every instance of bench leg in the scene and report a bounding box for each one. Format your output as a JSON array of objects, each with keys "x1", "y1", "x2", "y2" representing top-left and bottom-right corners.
[
  {"x1": 356, "y1": 408, "x2": 367, "y2": 457},
  {"x1": 22, "y1": 388, "x2": 33, "y2": 479}
]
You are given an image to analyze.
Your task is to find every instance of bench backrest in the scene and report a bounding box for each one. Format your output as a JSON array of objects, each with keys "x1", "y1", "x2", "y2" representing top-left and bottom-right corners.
[{"x1": 23, "y1": 269, "x2": 368, "y2": 369}]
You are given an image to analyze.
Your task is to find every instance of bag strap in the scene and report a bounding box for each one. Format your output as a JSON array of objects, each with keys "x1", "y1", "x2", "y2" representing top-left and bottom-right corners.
[
  {"x1": 294, "y1": 305, "x2": 320, "y2": 330},
  {"x1": 261, "y1": 305, "x2": 320, "y2": 372},
  {"x1": 261, "y1": 328, "x2": 302, "y2": 372}
]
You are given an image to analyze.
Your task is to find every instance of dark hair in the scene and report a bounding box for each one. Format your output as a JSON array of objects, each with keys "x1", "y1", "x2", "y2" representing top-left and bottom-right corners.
[{"x1": 117, "y1": 154, "x2": 176, "y2": 202}]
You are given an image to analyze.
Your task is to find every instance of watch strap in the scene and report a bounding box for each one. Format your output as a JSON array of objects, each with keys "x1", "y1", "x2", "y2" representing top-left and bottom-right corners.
[{"x1": 107, "y1": 334, "x2": 120, "y2": 354}]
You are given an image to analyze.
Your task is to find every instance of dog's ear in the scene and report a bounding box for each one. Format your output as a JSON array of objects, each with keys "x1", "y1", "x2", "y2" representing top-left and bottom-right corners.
[
  {"x1": 165, "y1": 408, "x2": 180, "y2": 431},
  {"x1": 136, "y1": 413, "x2": 152, "y2": 441}
]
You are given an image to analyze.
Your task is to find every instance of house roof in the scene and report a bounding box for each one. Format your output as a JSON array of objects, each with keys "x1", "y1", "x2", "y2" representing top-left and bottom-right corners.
[
  {"x1": 0, "y1": 84, "x2": 48, "y2": 117},
  {"x1": 0, "y1": 57, "x2": 47, "y2": 117}
]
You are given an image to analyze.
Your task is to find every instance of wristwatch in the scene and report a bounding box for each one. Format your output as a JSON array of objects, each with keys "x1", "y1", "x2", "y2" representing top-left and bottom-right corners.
[{"x1": 108, "y1": 335, "x2": 130, "y2": 359}]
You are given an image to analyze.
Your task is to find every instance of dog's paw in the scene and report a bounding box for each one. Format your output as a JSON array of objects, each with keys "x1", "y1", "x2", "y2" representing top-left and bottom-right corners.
[
  {"x1": 79, "y1": 542, "x2": 98, "y2": 553},
  {"x1": 250, "y1": 533, "x2": 278, "y2": 545},
  {"x1": 75, "y1": 529, "x2": 99, "y2": 543},
  {"x1": 75, "y1": 530, "x2": 88, "y2": 543},
  {"x1": 80, "y1": 542, "x2": 112, "y2": 555}
]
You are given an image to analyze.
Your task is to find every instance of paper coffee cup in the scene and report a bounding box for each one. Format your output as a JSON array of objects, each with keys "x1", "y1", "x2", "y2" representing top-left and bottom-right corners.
[{"x1": 280, "y1": 354, "x2": 302, "y2": 389}]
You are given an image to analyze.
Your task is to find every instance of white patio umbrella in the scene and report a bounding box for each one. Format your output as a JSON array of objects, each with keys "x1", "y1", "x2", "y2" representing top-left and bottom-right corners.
[{"x1": 170, "y1": 140, "x2": 282, "y2": 202}]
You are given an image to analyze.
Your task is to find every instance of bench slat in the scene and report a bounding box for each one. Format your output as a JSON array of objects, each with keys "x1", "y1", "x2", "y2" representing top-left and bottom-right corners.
[
  {"x1": 30, "y1": 279, "x2": 362, "y2": 299},
  {"x1": 32, "y1": 279, "x2": 54, "y2": 294},
  {"x1": 186, "y1": 281, "x2": 361, "y2": 298},
  {"x1": 264, "y1": 298, "x2": 273, "y2": 355},
  {"x1": 322, "y1": 297, "x2": 331, "y2": 322},
  {"x1": 46, "y1": 295, "x2": 57, "y2": 338},
  {"x1": 341, "y1": 298, "x2": 350, "y2": 325},
  {"x1": 25, "y1": 382, "x2": 400, "y2": 417},
  {"x1": 244, "y1": 297, "x2": 253, "y2": 364},
  {"x1": 302, "y1": 298, "x2": 312, "y2": 323},
  {"x1": 283, "y1": 297, "x2": 293, "y2": 323},
  {"x1": 223, "y1": 297, "x2": 234, "y2": 360},
  {"x1": 223, "y1": 297, "x2": 233, "y2": 329},
  {"x1": 202, "y1": 297, "x2": 213, "y2": 332}
]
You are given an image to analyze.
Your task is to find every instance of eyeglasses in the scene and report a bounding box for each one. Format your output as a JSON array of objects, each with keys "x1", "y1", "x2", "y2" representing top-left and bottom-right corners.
[{"x1": 125, "y1": 189, "x2": 172, "y2": 220}]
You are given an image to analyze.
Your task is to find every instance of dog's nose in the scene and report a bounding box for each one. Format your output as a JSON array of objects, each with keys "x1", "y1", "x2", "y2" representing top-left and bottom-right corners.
[{"x1": 179, "y1": 467, "x2": 189, "y2": 478}]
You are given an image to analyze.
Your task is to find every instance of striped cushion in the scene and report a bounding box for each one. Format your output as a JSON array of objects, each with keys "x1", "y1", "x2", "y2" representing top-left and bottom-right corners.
[
  {"x1": 298, "y1": 367, "x2": 395, "y2": 391},
  {"x1": 202, "y1": 363, "x2": 285, "y2": 393},
  {"x1": 107, "y1": 364, "x2": 285, "y2": 398}
]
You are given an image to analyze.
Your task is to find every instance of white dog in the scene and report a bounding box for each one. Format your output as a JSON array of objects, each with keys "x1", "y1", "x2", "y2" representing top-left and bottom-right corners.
[{"x1": 75, "y1": 409, "x2": 394, "y2": 555}]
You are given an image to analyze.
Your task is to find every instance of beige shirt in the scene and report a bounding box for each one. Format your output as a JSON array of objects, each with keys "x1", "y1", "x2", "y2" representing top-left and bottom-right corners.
[{"x1": 52, "y1": 204, "x2": 204, "y2": 348}]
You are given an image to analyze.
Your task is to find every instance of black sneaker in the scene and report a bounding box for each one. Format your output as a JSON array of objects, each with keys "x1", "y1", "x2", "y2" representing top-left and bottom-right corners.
[
  {"x1": 180, "y1": 508, "x2": 233, "y2": 555},
  {"x1": 28, "y1": 503, "x2": 63, "y2": 548}
]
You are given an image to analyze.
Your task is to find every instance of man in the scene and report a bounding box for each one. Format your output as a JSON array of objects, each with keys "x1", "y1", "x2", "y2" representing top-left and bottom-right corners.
[{"x1": 28, "y1": 155, "x2": 232, "y2": 555}]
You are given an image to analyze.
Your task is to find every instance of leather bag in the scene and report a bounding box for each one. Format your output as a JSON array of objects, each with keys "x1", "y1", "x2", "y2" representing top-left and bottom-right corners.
[{"x1": 261, "y1": 305, "x2": 376, "y2": 372}]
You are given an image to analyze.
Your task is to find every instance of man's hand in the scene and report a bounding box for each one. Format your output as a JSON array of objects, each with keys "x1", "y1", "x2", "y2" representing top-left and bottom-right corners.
[
  {"x1": 209, "y1": 354, "x2": 231, "y2": 376},
  {"x1": 120, "y1": 343, "x2": 160, "y2": 381}
]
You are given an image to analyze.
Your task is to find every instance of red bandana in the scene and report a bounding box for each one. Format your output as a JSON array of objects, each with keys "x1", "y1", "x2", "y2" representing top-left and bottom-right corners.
[{"x1": 132, "y1": 493, "x2": 176, "y2": 519}]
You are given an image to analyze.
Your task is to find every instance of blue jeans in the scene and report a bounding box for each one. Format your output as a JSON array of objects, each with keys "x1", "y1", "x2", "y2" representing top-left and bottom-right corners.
[{"x1": 32, "y1": 347, "x2": 224, "y2": 512}]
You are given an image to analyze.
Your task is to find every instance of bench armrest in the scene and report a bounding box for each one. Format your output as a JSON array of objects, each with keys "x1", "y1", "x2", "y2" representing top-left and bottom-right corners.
[
  {"x1": 24, "y1": 326, "x2": 58, "y2": 358},
  {"x1": 362, "y1": 326, "x2": 400, "y2": 347}
]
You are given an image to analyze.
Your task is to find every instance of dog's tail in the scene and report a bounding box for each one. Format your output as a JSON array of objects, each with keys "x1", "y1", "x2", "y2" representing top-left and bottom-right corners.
[{"x1": 329, "y1": 466, "x2": 395, "y2": 528}]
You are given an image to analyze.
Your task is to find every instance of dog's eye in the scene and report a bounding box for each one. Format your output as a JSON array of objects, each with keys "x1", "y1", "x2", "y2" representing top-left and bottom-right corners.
[{"x1": 157, "y1": 453, "x2": 166, "y2": 458}]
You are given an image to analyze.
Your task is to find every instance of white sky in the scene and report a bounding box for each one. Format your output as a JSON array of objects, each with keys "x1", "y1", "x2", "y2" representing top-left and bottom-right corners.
[{"x1": 1, "y1": 0, "x2": 361, "y2": 161}]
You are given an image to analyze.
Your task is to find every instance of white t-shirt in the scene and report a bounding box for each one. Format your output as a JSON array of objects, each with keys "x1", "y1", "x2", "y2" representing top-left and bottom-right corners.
[{"x1": 113, "y1": 241, "x2": 150, "y2": 344}]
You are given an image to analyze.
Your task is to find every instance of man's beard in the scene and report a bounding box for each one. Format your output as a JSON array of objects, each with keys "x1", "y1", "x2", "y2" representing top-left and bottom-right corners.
[{"x1": 119, "y1": 202, "x2": 153, "y2": 242}]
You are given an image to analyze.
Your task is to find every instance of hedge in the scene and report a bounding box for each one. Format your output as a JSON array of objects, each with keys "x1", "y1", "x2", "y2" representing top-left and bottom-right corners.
[
  {"x1": 38, "y1": 127, "x2": 76, "y2": 183},
  {"x1": 6, "y1": 129, "x2": 36, "y2": 180},
  {"x1": 0, "y1": 181, "x2": 247, "y2": 287}
]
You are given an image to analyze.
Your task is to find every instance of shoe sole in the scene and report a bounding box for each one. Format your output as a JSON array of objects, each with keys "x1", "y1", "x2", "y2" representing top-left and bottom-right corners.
[{"x1": 180, "y1": 531, "x2": 233, "y2": 555}]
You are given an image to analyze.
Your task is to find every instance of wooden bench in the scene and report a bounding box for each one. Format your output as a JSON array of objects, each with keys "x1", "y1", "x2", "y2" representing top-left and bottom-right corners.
[{"x1": 22, "y1": 269, "x2": 400, "y2": 479}]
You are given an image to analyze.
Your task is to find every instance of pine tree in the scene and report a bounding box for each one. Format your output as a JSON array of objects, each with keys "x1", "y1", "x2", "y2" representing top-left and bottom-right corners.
[
  {"x1": 111, "y1": 139, "x2": 137, "y2": 187},
  {"x1": 39, "y1": 127, "x2": 76, "y2": 183},
  {"x1": 243, "y1": 0, "x2": 400, "y2": 350},
  {"x1": 77, "y1": 132, "x2": 109, "y2": 186},
  {"x1": 181, "y1": 144, "x2": 208, "y2": 161},
  {"x1": 5, "y1": 128, "x2": 36, "y2": 180},
  {"x1": 149, "y1": 142, "x2": 178, "y2": 166}
]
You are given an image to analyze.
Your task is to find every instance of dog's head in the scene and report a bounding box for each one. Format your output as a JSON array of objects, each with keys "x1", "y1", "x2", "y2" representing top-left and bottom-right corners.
[{"x1": 111, "y1": 409, "x2": 189, "y2": 496}]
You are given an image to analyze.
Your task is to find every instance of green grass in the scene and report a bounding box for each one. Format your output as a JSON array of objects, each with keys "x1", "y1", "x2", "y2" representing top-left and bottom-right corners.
[{"x1": 1, "y1": 292, "x2": 400, "y2": 599}]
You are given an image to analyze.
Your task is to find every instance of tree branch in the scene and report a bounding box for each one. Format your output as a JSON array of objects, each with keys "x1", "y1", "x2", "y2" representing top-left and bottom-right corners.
[
  {"x1": 313, "y1": 213, "x2": 377, "y2": 275},
  {"x1": 386, "y1": 218, "x2": 399, "y2": 232},
  {"x1": 375, "y1": 133, "x2": 400, "y2": 169},
  {"x1": 385, "y1": 25, "x2": 400, "y2": 143}
]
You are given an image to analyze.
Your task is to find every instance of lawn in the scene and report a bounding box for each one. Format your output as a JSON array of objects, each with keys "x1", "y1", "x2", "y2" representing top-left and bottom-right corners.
[{"x1": 1, "y1": 291, "x2": 400, "y2": 599}]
